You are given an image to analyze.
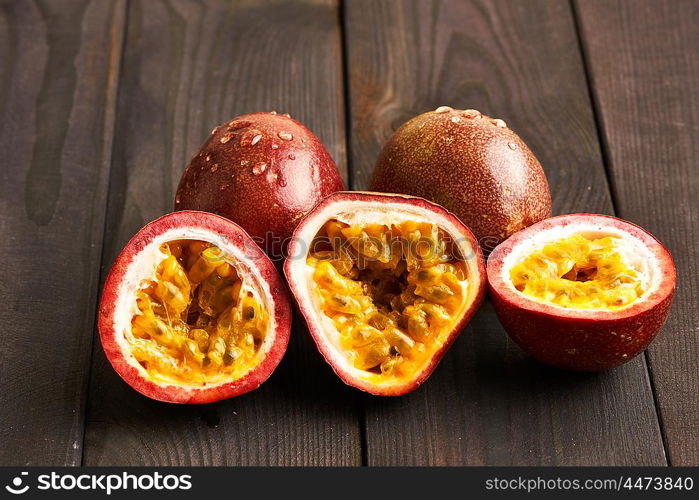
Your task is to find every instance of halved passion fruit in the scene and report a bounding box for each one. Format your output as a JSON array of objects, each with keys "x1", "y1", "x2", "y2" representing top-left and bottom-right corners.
[
  {"x1": 285, "y1": 192, "x2": 486, "y2": 396},
  {"x1": 98, "y1": 211, "x2": 291, "y2": 403},
  {"x1": 488, "y1": 214, "x2": 676, "y2": 371}
]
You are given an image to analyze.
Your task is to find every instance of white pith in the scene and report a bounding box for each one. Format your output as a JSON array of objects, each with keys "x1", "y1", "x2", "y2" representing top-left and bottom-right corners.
[
  {"x1": 499, "y1": 222, "x2": 661, "y2": 311},
  {"x1": 111, "y1": 225, "x2": 276, "y2": 388},
  {"x1": 289, "y1": 198, "x2": 482, "y2": 389}
]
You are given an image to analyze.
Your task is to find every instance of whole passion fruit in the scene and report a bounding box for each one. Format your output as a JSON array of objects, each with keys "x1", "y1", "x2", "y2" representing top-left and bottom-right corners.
[
  {"x1": 175, "y1": 112, "x2": 345, "y2": 260},
  {"x1": 284, "y1": 192, "x2": 487, "y2": 396},
  {"x1": 487, "y1": 214, "x2": 676, "y2": 371},
  {"x1": 98, "y1": 211, "x2": 292, "y2": 403},
  {"x1": 370, "y1": 106, "x2": 551, "y2": 252}
]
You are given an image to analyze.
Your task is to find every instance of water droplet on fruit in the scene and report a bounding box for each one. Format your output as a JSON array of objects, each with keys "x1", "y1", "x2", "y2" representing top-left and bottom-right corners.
[
  {"x1": 288, "y1": 153, "x2": 295, "y2": 160},
  {"x1": 282, "y1": 113, "x2": 291, "y2": 118},
  {"x1": 279, "y1": 177, "x2": 287, "y2": 187},
  {"x1": 271, "y1": 143, "x2": 279, "y2": 149},
  {"x1": 210, "y1": 164, "x2": 219, "y2": 172},
  {"x1": 240, "y1": 129, "x2": 263, "y2": 146},
  {"x1": 492, "y1": 118, "x2": 507, "y2": 128},
  {"x1": 205, "y1": 155, "x2": 211, "y2": 162},
  {"x1": 435, "y1": 105, "x2": 452, "y2": 113},
  {"x1": 508, "y1": 142, "x2": 517, "y2": 150},
  {"x1": 252, "y1": 162, "x2": 267, "y2": 175},
  {"x1": 211, "y1": 126, "x2": 218, "y2": 135},
  {"x1": 240, "y1": 159, "x2": 249, "y2": 166},
  {"x1": 228, "y1": 120, "x2": 251, "y2": 130},
  {"x1": 220, "y1": 134, "x2": 232, "y2": 144},
  {"x1": 278, "y1": 131, "x2": 293, "y2": 141},
  {"x1": 463, "y1": 109, "x2": 481, "y2": 119},
  {"x1": 451, "y1": 116, "x2": 461, "y2": 123},
  {"x1": 175, "y1": 194, "x2": 181, "y2": 203},
  {"x1": 270, "y1": 110, "x2": 277, "y2": 115}
]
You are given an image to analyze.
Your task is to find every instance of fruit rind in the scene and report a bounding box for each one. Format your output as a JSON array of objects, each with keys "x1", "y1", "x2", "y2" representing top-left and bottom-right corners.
[
  {"x1": 487, "y1": 214, "x2": 676, "y2": 371},
  {"x1": 285, "y1": 191, "x2": 487, "y2": 396},
  {"x1": 99, "y1": 211, "x2": 292, "y2": 403}
]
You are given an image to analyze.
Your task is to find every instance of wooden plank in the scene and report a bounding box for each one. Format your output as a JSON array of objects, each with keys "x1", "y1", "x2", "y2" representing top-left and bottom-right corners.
[
  {"x1": 575, "y1": 0, "x2": 699, "y2": 465},
  {"x1": 344, "y1": 0, "x2": 666, "y2": 465},
  {"x1": 83, "y1": 0, "x2": 360, "y2": 466},
  {"x1": 0, "y1": 0, "x2": 126, "y2": 465}
]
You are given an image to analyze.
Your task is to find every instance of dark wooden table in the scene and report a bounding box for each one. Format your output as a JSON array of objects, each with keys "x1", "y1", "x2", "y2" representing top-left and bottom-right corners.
[{"x1": 1, "y1": 0, "x2": 697, "y2": 467}]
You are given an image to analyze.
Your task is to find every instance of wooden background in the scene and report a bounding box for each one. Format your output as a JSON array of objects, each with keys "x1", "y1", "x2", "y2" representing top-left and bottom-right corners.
[{"x1": 1, "y1": 0, "x2": 697, "y2": 466}]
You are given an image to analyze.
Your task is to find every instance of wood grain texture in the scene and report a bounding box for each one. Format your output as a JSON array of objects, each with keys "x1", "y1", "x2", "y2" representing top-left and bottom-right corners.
[
  {"x1": 344, "y1": 0, "x2": 666, "y2": 465},
  {"x1": 83, "y1": 0, "x2": 360, "y2": 466},
  {"x1": 0, "y1": 0, "x2": 126, "y2": 465},
  {"x1": 576, "y1": 0, "x2": 699, "y2": 465}
]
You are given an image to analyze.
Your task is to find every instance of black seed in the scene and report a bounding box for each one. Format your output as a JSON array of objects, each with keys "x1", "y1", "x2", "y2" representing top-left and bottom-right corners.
[
  {"x1": 333, "y1": 295, "x2": 348, "y2": 306},
  {"x1": 202, "y1": 356, "x2": 211, "y2": 367},
  {"x1": 245, "y1": 307, "x2": 255, "y2": 320},
  {"x1": 390, "y1": 346, "x2": 400, "y2": 356}
]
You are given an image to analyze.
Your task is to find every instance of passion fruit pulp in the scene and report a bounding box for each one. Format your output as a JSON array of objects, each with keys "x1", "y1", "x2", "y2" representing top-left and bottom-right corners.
[
  {"x1": 308, "y1": 220, "x2": 471, "y2": 375},
  {"x1": 370, "y1": 107, "x2": 551, "y2": 252},
  {"x1": 509, "y1": 234, "x2": 647, "y2": 310},
  {"x1": 99, "y1": 211, "x2": 292, "y2": 403},
  {"x1": 285, "y1": 192, "x2": 486, "y2": 396},
  {"x1": 131, "y1": 239, "x2": 268, "y2": 385},
  {"x1": 487, "y1": 214, "x2": 676, "y2": 371}
]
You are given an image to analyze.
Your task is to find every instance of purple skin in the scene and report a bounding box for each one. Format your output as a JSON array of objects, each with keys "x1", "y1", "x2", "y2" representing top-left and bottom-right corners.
[{"x1": 176, "y1": 112, "x2": 345, "y2": 261}]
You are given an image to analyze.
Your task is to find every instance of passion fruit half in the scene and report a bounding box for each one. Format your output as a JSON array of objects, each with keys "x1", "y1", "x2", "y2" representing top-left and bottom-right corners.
[
  {"x1": 487, "y1": 214, "x2": 676, "y2": 371},
  {"x1": 175, "y1": 112, "x2": 345, "y2": 259},
  {"x1": 370, "y1": 106, "x2": 551, "y2": 252},
  {"x1": 285, "y1": 192, "x2": 486, "y2": 396},
  {"x1": 98, "y1": 211, "x2": 292, "y2": 403}
]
